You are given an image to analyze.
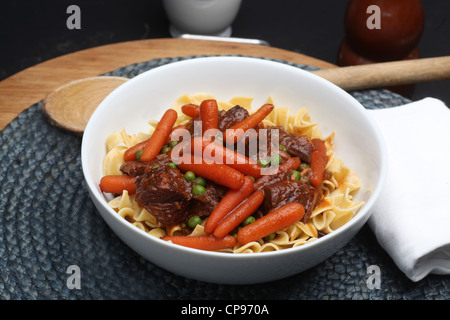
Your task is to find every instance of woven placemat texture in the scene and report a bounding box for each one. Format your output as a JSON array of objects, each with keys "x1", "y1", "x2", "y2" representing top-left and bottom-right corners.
[{"x1": 0, "y1": 56, "x2": 448, "y2": 300}]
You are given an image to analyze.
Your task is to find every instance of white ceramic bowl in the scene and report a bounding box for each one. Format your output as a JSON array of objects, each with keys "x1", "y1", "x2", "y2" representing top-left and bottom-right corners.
[
  {"x1": 163, "y1": 0, "x2": 242, "y2": 37},
  {"x1": 81, "y1": 57, "x2": 387, "y2": 284}
]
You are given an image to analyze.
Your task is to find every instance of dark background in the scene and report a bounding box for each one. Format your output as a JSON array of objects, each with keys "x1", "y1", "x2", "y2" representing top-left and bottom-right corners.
[{"x1": 1, "y1": 0, "x2": 449, "y2": 105}]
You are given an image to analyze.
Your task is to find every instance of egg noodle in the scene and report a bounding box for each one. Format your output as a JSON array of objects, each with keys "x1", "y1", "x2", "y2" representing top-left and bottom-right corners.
[{"x1": 103, "y1": 94, "x2": 365, "y2": 253}]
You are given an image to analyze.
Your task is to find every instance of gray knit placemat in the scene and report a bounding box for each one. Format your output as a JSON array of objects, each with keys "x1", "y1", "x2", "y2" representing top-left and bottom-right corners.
[{"x1": 0, "y1": 56, "x2": 448, "y2": 300}]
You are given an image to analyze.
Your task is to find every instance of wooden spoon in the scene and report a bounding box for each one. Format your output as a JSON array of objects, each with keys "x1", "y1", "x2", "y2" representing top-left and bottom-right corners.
[
  {"x1": 312, "y1": 56, "x2": 450, "y2": 91},
  {"x1": 41, "y1": 56, "x2": 450, "y2": 135},
  {"x1": 42, "y1": 76, "x2": 128, "y2": 135}
]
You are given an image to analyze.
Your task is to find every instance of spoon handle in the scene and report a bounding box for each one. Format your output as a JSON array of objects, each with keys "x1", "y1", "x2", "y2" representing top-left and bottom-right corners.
[{"x1": 311, "y1": 56, "x2": 450, "y2": 91}]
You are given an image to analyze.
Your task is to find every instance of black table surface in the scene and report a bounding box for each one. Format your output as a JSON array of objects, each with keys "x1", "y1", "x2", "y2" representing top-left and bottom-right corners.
[{"x1": 1, "y1": 0, "x2": 450, "y2": 106}]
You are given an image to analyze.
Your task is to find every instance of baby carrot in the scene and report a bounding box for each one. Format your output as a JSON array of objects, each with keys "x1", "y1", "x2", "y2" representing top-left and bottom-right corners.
[
  {"x1": 181, "y1": 104, "x2": 200, "y2": 117},
  {"x1": 192, "y1": 137, "x2": 263, "y2": 179},
  {"x1": 204, "y1": 176, "x2": 255, "y2": 234},
  {"x1": 177, "y1": 154, "x2": 245, "y2": 189},
  {"x1": 140, "y1": 109, "x2": 178, "y2": 162},
  {"x1": 123, "y1": 138, "x2": 150, "y2": 161},
  {"x1": 310, "y1": 139, "x2": 328, "y2": 188},
  {"x1": 162, "y1": 234, "x2": 237, "y2": 251},
  {"x1": 225, "y1": 104, "x2": 274, "y2": 143},
  {"x1": 124, "y1": 125, "x2": 187, "y2": 162},
  {"x1": 99, "y1": 175, "x2": 136, "y2": 194},
  {"x1": 213, "y1": 191, "x2": 265, "y2": 239},
  {"x1": 200, "y1": 99, "x2": 219, "y2": 136},
  {"x1": 237, "y1": 202, "x2": 305, "y2": 245}
]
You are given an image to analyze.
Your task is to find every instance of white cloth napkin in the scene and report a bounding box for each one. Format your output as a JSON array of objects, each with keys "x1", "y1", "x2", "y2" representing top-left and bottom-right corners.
[{"x1": 367, "y1": 97, "x2": 450, "y2": 282}]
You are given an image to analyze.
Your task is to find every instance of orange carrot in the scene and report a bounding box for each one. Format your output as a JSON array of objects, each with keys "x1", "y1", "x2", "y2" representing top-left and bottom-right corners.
[
  {"x1": 225, "y1": 104, "x2": 274, "y2": 143},
  {"x1": 213, "y1": 191, "x2": 265, "y2": 239},
  {"x1": 177, "y1": 154, "x2": 245, "y2": 189},
  {"x1": 181, "y1": 104, "x2": 200, "y2": 118},
  {"x1": 192, "y1": 137, "x2": 263, "y2": 179},
  {"x1": 123, "y1": 124, "x2": 187, "y2": 162},
  {"x1": 237, "y1": 202, "x2": 305, "y2": 245},
  {"x1": 99, "y1": 175, "x2": 136, "y2": 194},
  {"x1": 162, "y1": 234, "x2": 237, "y2": 251},
  {"x1": 204, "y1": 176, "x2": 255, "y2": 234},
  {"x1": 123, "y1": 138, "x2": 150, "y2": 161},
  {"x1": 167, "y1": 124, "x2": 188, "y2": 144},
  {"x1": 254, "y1": 157, "x2": 301, "y2": 190},
  {"x1": 140, "y1": 109, "x2": 178, "y2": 162},
  {"x1": 200, "y1": 99, "x2": 219, "y2": 136},
  {"x1": 310, "y1": 139, "x2": 328, "y2": 188}
]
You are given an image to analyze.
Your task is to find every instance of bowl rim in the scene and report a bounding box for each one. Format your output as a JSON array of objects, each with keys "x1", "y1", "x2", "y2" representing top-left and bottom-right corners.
[{"x1": 81, "y1": 56, "x2": 388, "y2": 260}]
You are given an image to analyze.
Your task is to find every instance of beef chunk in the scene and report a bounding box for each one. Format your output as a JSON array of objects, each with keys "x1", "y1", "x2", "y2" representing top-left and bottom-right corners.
[
  {"x1": 254, "y1": 169, "x2": 293, "y2": 191},
  {"x1": 142, "y1": 201, "x2": 191, "y2": 227},
  {"x1": 120, "y1": 154, "x2": 171, "y2": 177},
  {"x1": 262, "y1": 180, "x2": 316, "y2": 221},
  {"x1": 120, "y1": 160, "x2": 150, "y2": 177},
  {"x1": 218, "y1": 105, "x2": 249, "y2": 131},
  {"x1": 134, "y1": 165, "x2": 193, "y2": 226},
  {"x1": 184, "y1": 105, "x2": 249, "y2": 138},
  {"x1": 268, "y1": 127, "x2": 312, "y2": 163},
  {"x1": 189, "y1": 183, "x2": 227, "y2": 217},
  {"x1": 242, "y1": 126, "x2": 311, "y2": 163},
  {"x1": 135, "y1": 166, "x2": 192, "y2": 203}
]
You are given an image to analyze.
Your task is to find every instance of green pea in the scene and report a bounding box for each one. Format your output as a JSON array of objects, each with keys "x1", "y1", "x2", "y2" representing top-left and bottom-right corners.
[
  {"x1": 279, "y1": 145, "x2": 287, "y2": 152},
  {"x1": 135, "y1": 149, "x2": 143, "y2": 161},
  {"x1": 188, "y1": 216, "x2": 202, "y2": 229},
  {"x1": 257, "y1": 159, "x2": 269, "y2": 168},
  {"x1": 152, "y1": 165, "x2": 159, "y2": 169},
  {"x1": 291, "y1": 170, "x2": 301, "y2": 181},
  {"x1": 242, "y1": 216, "x2": 255, "y2": 226},
  {"x1": 161, "y1": 146, "x2": 172, "y2": 154},
  {"x1": 167, "y1": 162, "x2": 177, "y2": 169},
  {"x1": 169, "y1": 140, "x2": 178, "y2": 148},
  {"x1": 269, "y1": 153, "x2": 282, "y2": 166},
  {"x1": 194, "y1": 176, "x2": 206, "y2": 187},
  {"x1": 264, "y1": 233, "x2": 276, "y2": 241},
  {"x1": 184, "y1": 171, "x2": 196, "y2": 181},
  {"x1": 193, "y1": 184, "x2": 206, "y2": 195}
]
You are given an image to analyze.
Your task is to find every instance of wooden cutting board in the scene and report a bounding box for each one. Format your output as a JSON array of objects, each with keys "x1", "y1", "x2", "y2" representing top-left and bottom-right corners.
[{"x1": 0, "y1": 38, "x2": 336, "y2": 131}]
